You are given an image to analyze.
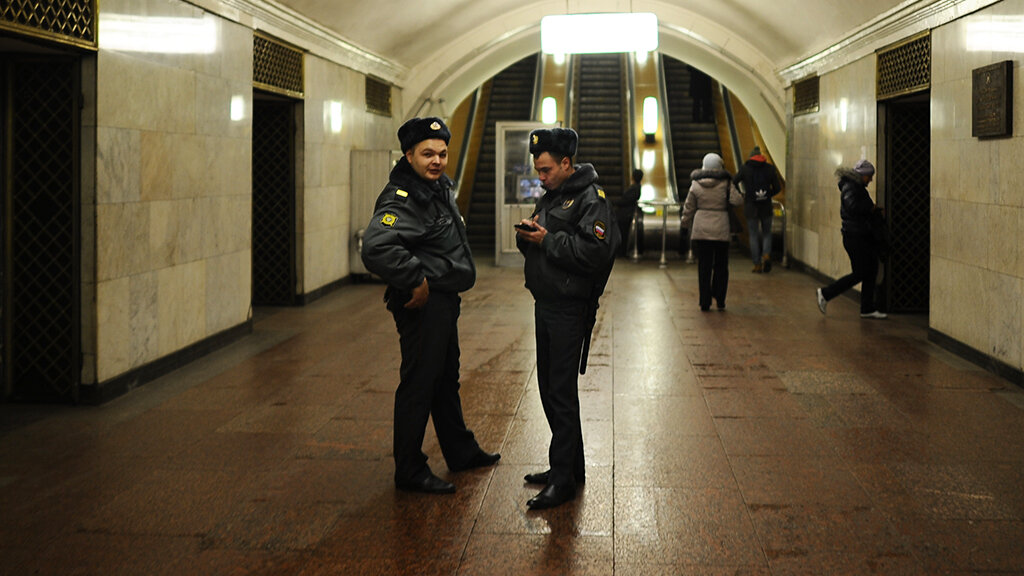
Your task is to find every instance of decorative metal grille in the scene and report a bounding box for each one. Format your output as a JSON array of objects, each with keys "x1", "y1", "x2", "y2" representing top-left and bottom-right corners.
[
  {"x1": 793, "y1": 76, "x2": 819, "y2": 115},
  {"x1": 0, "y1": 0, "x2": 96, "y2": 49},
  {"x1": 877, "y1": 33, "x2": 931, "y2": 100},
  {"x1": 5, "y1": 58, "x2": 80, "y2": 401},
  {"x1": 253, "y1": 33, "x2": 304, "y2": 98},
  {"x1": 885, "y1": 101, "x2": 930, "y2": 313},
  {"x1": 252, "y1": 100, "x2": 296, "y2": 306},
  {"x1": 365, "y1": 77, "x2": 391, "y2": 116}
]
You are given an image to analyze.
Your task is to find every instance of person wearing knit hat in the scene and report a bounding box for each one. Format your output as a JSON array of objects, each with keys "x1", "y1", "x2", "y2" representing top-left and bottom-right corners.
[
  {"x1": 516, "y1": 126, "x2": 619, "y2": 510},
  {"x1": 733, "y1": 145, "x2": 781, "y2": 273},
  {"x1": 361, "y1": 116, "x2": 500, "y2": 495},
  {"x1": 815, "y1": 159, "x2": 887, "y2": 319},
  {"x1": 681, "y1": 152, "x2": 743, "y2": 311}
]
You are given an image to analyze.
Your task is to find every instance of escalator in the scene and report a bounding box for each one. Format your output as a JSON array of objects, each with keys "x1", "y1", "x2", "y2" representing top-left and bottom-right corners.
[
  {"x1": 573, "y1": 54, "x2": 628, "y2": 201},
  {"x1": 465, "y1": 54, "x2": 538, "y2": 254},
  {"x1": 663, "y1": 56, "x2": 722, "y2": 193}
]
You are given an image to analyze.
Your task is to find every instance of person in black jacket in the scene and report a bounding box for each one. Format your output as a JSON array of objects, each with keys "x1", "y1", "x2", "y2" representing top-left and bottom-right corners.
[
  {"x1": 614, "y1": 169, "x2": 644, "y2": 256},
  {"x1": 515, "y1": 127, "x2": 618, "y2": 509},
  {"x1": 815, "y1": 159, "x2": 887, "y2": 319},
  {"x1": 361, "y1": 117, "x2": 500, "y2": 495},
  {"x1": 733, "y1": 147, "x2": 781, "y2": 273}
]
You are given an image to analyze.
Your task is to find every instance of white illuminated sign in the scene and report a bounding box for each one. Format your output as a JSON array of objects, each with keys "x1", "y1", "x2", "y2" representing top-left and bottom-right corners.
[{"x1": 541, "y1": 13, "x2": 658, "y2": 54}]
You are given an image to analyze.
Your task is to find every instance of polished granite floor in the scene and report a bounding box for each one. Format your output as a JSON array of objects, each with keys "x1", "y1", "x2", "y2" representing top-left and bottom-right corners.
[{"x1": 3, "y1": 251, "x2": 1024, "y2": 575}]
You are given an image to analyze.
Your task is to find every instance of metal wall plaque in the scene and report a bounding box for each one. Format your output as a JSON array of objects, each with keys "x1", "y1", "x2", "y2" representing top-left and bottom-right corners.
[{"x1": 972, "y1": 61, "x2": 1013, "y2": 138}]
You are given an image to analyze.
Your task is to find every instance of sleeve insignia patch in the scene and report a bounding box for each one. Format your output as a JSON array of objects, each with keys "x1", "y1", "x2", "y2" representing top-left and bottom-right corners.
[
  {"x1": 594, "y1": 220, "x2": 607, "y2": 240},
  {"x1": 562, "y1": 198, "x2": 575, "y2": 209},
  {"x1": 597, "y1": 189, "x2": 606, "y2": 199},
  {"x1": 396, "y1": 189, "x2": 409, "y2": 197},
  {"x1": 381, "y1": 213, "x2": 398, "y2": 227}
]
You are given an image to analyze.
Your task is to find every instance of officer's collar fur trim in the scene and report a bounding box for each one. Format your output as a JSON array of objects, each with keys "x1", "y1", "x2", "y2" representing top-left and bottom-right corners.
[{"x1": 389, "y1": 157, "x2": 452, "y2": 203}]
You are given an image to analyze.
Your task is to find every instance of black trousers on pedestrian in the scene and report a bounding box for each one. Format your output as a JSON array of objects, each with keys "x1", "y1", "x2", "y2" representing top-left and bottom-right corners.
[
  {"x1": 389, "y1": 290, "x2": 479, "y2": 484},
  {"x1": 821, "y1": 233, "x2": 879, "y2": 314},
  {"x1": 534, "y1": 299, "x2": 588, "y2": 487},
  {"x1": 692, "y1": 239, "x2": 730, "y2": 309}
]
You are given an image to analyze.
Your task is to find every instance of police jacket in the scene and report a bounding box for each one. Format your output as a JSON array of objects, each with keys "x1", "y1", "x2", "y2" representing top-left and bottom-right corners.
[
  {"x1": 835, "y1": 167, "x2": 876, "y2": 237},
  {"x1": 516, "y1": 163, "x2": 617, "y2": 302},
  {"x1": 361, "y1": 157, "x2": 475, "y2": 294}
]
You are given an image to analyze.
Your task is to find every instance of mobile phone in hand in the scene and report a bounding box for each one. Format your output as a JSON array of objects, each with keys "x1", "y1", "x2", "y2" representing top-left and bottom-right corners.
[{"x1": 514, "y1": 223, "x2": 537, "y2": 232}]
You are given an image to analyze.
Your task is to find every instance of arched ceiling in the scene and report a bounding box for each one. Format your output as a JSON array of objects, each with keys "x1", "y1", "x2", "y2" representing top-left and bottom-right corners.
[{"x1": 269, "y1": 0, "x2": 915, "y2": 170}]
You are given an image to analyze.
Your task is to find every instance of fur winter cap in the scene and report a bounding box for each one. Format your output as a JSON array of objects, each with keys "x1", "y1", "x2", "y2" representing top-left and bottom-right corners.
[
  {"x1": 398, "y1": 117, "x2": 451, "y2": 152},
  {"x1": 529, "y1": 128, "x2": 578, "y2": 159}
]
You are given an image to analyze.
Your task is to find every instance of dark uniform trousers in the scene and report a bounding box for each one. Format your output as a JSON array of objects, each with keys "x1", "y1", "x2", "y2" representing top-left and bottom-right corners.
[
  {"x1": 821, "y1": 233, "x2": 879, "y2": 314},
  {"x1": 692, "y1": 239, "x2": 730, "y2": 309},
  {"x1": 534, "y1": 299, "x2": 588, "y2": 487},
  {"x1": 388, "y1": 290, "x2": 479, "y2": 483}
]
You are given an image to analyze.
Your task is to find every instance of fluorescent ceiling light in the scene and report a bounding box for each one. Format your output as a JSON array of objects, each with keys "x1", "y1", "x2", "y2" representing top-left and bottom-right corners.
[
  {"x1": 966, "y1": 17, "x2": 1024, "y2": 52},
  {"x1": 100, "y1": 14, "x2": 218, "y2": 54},
  {"x1": 542, "y1": 13, "x2": 658, "y2": 54},
  {"x1": 642, "y1": 96, "x2": 658, "y2": 135},
  {"x1": 541, "y1": 97, "x2": 557, "y2": 124}
]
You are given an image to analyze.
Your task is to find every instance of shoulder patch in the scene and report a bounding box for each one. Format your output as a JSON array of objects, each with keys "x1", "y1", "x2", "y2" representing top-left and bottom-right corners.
[
  {"x1": 381, "y1": 213, "x2": 398, "y2": 227},
  {"x1": 594, "y1": 220, "x2": 607, "y2": 240},
  {"x1": 597, "y1": 189, "x2": 606, "y2": 199},
  {"x1": 395, "y1": 189, "x2": 409, "y2": 197}
]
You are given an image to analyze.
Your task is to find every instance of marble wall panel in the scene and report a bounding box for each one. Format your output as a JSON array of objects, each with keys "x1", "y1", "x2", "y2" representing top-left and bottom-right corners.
[
  {"x1": 96, "y1": 202, "x2": 150, "y2": 282},
  {"x1": 205, "y1": 251, "x2": 248, "y2": 335},
  {"x1": 96, "y1": 127, "x2": 141, "y2": 204},
  {"x1": 928, "y1": 1, "x2": 1024, "y2": 373},
  {"x1": 93, "y1": 0, "x2": 255, "y2": 382},
  {"x1": 96, "y1": 277, "x2": 131, "y2": 381}
]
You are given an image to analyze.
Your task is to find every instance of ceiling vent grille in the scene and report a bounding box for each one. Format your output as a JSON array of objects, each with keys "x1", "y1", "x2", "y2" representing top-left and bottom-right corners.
[
  {"x1": 793, "y1": 76, "x2": 820, "y2": 116},
  {"x1": 365, "y1": 77, "x2": 392, "y2": 117},
  {"x1": 253, "y1": 33, "x2": 304, "y2": 98},
  {"x1": 0, "y1": 0, "x2": 96, "y2": 50},
  {"x1": 877, "y1": 32, "x2": 931, "y2": 100}
]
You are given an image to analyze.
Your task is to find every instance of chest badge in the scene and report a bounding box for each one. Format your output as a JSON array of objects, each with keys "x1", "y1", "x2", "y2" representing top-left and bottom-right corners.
[
  {"x1": 594, "y1": 220, "x2": 606, "y2": 240},
  {"x1": 562, "y1": 198, "x2": 574, "y2": 210},
  {"x1": 381, "y1": 213, "x2": 398, "y2": 227}
]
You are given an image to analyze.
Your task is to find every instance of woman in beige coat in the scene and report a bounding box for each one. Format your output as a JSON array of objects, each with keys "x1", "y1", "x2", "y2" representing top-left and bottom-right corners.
[{"x1": 680, "y1": 153, "x2": 743, "y2": 311}]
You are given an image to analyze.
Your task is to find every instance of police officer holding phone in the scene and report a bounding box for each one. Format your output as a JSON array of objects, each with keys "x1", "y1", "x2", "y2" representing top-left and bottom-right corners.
[
  {"x1": 361, "y1": 117, "x2": 500, "y2": 495},
  {"x1": 515, "y1": 127, "x2": 618, "y2": 509}
]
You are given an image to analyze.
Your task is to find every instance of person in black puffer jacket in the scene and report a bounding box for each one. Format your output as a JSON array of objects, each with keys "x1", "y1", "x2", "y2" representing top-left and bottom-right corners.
[{"x1": 815, "y1": 159, "x2": 887, "y2": 319}]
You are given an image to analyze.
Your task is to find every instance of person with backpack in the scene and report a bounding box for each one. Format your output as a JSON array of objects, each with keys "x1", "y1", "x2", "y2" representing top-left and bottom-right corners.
[{"x1": 733, "y1": 147, "x2": 781, "y2": 273}]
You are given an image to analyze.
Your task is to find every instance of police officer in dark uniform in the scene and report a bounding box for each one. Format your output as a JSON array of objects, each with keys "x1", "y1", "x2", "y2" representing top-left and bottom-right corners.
[
  {"x1": 515, "y1": 127, "x2": 618, "y2": 509},
  {"x1": 361, "y1": 117, "x2": 500, "y2": 495}
]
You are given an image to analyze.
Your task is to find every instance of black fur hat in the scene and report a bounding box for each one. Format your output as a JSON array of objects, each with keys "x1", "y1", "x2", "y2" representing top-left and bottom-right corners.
[
  {"x1": 398, "y1": 117, "x2": 451, "y2": 152},
  {"x1": 529, "y1": 127, "x2": 578, "y2": 158}
]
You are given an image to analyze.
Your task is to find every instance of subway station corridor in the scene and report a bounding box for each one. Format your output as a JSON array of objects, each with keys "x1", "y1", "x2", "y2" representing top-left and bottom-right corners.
[{"x1": 2, "y1": 253, "x2": 1024, "y2": 575}]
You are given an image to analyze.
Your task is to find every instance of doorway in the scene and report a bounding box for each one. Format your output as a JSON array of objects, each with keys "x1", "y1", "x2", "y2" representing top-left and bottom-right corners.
[
  {"x1": 251, "y1": 94, "x2": 298, "y2": 306},
  {"x1": 881, "y1": 94, "x2": 930, "y2": 314},
  {"x1": 0, "y1": 55, "x2": 81, "y2": 402}
]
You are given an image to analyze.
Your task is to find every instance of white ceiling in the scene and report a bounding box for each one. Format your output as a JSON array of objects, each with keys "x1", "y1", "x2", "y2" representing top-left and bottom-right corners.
[
  {"x1": 276, "y1": 0, "x2": 907, "y2": 72},
  {"x1": 264, "y1": 0, "x2": 938, "y2": 170}
]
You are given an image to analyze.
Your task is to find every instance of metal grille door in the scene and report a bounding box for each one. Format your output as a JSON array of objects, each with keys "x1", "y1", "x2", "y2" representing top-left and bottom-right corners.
[
  {"x1": 2, "y1": 58, "x2": 80, "y2": 401},
  {"x1": 885, "y1": 100, "x2": 930, "y2": 313},
  {"x1": 251, "y1": 99, "x2": 296, "y2": 306}
]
